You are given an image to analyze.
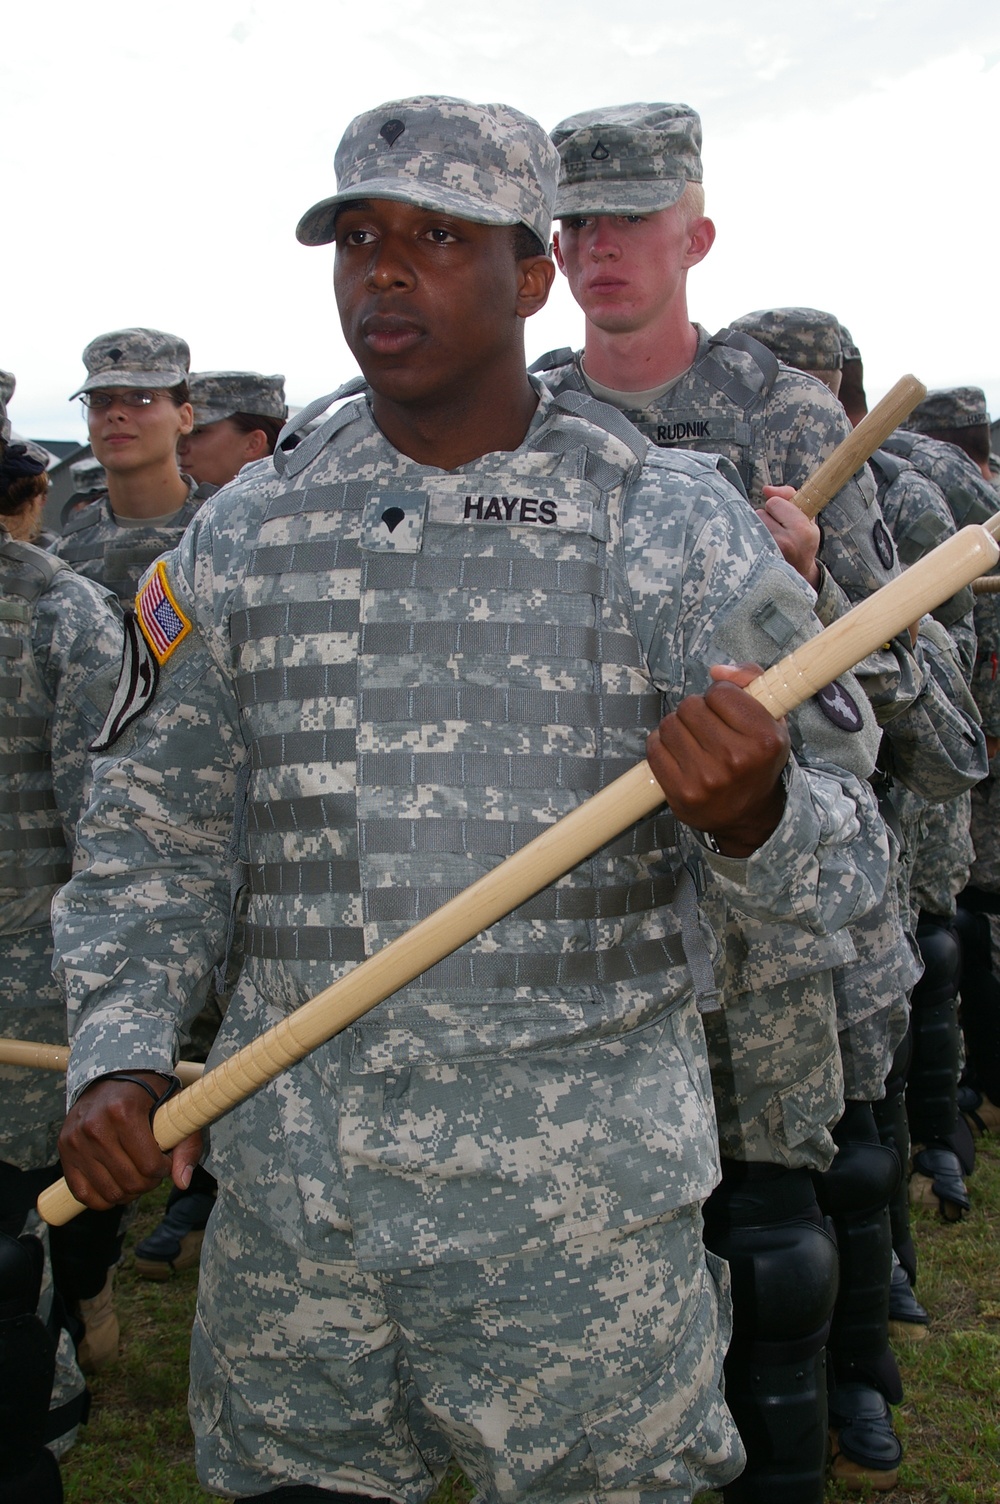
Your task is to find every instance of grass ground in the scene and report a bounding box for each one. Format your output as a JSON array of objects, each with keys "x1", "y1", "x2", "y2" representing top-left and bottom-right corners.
[{"x1": 61, "y1": 1136, "x2": 1000, "y2": 1503}]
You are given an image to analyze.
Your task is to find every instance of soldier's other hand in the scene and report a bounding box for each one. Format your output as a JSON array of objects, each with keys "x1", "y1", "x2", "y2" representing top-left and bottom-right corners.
[
  {"x1": 646, "y1": 663, "x2": 789, "y2": 857},
  {"x1": 757, "y1": 487, "x2": 821, "y2": 589},
  {"x1": 58, "y1": 1073, "x2": 199, "y2": 1211}
]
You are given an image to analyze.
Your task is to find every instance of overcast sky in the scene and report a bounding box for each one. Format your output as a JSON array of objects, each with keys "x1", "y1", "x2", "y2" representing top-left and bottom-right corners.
[{"x1": 3, "y1": 0, "x2": 998, "y2": 442}]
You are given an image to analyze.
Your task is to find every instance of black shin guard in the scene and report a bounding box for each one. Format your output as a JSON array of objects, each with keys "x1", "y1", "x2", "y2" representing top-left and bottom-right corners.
[
  {"x1": 871, "y1": 1031, "x2": 916, "y2": 1283},
  {"x1": 955, "y1": 893, "x2": 1000, "y2": 1106},
  {"x1": 0, "y1": 1229, "x2": 60, "y2": 1498},
  {"x1": 704, "y1": 1163, "x2": 838, "y2": 1504}
]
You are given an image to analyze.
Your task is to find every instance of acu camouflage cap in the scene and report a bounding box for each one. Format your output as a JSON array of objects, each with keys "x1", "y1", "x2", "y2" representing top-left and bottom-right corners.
[
  {"x1": 903, "y1": 386, "x2": 991, "y2": 433},
  {"x1": 69, "y1": 327, "x2": 190, "y2": 399},
  {"x1": 837, "y1": 323, "x2": 862, "y2": 363},
  {"x1": 730, "y1": 307, "x2": 844, "y2": 373},
  {"x1": 0, "y1": 368, "x2": 14, "y2": 443},
  {"x1": 552, "y1": 103, "x2": 702, "y2": 217},
  {"x1": 190, "y1": 371, "x2": 287, "y2": 426},
  {"x1": 69, "y1": 455, "x2": 107, "y2": 494},
  {"x1": 297, "y1": 95, "x2": 558, "y2": 248}
]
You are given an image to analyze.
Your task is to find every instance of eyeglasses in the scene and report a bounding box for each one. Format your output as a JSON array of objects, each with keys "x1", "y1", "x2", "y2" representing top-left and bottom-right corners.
[{"x1": 81, "y1": 390, "x2": 160, "y2": 410}]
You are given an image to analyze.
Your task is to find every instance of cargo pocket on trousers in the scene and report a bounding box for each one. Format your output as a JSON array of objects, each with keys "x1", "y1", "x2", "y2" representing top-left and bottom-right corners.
[
  {"x1": 579, "y1": 1249, "x2": 742, "y2": 1493},
  {"x1": 188, "y1": 1311, "x2": 235, "y2": 1446}
]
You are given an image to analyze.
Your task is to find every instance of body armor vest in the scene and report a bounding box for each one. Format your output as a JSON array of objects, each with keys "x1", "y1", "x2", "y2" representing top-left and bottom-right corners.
[
  {"x1": 0, "y1": 538, "x2": 72, "y2": 929},
  {"x1": 57, "y1": 484, "x2": 211, "y2": 603},
  {"x1": 870, "y1": 449, "x2": 973, "y2": 631},
  {"x1": 230, "y1": 393, "x2": 710, "y2": 1069},
  {"x1": 533, "y1": 327, "x2": 780, "y2": 497}
]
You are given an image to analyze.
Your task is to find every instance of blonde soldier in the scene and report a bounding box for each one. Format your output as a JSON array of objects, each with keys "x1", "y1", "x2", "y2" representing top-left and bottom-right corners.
[
  {"x1": 54, "y1": 330, "x2": 215, "y2": 604},
  {"x1": 54, "y1": 97, "x2": 887, "y2": 1504},
  {"x1": 538, "y1": 107, "x2": 913, "y2": 1500}
]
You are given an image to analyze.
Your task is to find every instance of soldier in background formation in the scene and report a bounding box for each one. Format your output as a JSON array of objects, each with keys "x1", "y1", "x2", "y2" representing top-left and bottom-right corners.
[
  {"x1": 177, "y1": 370, "x2": 287, "y2": 489},
  {"x1": 0, "y1": 373, "x2": 124, "y2": 1503}
]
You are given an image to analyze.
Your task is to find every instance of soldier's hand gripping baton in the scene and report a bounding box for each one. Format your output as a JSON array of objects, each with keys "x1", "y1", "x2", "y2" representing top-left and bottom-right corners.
[
  {"x1": 793, "y1": 374, "x2": 927, "y2": 520},
  {"x1": 38, "y1": 519, "x2": 999, "y2": 1228},
  {"x1": 0, "y1": 1036, "x2": 204, "y2": 1086}
]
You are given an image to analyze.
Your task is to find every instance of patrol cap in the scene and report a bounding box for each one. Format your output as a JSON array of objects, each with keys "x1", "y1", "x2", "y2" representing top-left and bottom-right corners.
[
  {"x1": 0, "y1": 369, "x2": 13, "y2": 443},
  {"x1": 903, "y1": 386, "x2": 990, "y2": 433},
  {"x1": 69, "y1": 455, "x2": 107, "y2": 494},
  {"x1": 552, "y1": 103, "x2": 702, "y2": 217},
  {"x1": 837, "y1": 323, "x2": 861, "y2": 363},
  {"x1": 69, "y1": 327, "x2": 190, "y2": 399},
  {"x1": 730, "y1": 307, "x2": 843, "y2": 373},
  {"x1": 297, "y1": 95, "x2": 558, "y2": 249},
  {"x1": 190, "y1": 371, "x2": 287, "y2": 426}
]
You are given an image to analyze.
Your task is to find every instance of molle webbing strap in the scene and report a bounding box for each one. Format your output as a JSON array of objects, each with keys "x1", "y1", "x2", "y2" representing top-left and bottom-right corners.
[
  {"x1": 265, "y1": 480, "x2": 371, "y2": 520},
  {"x1": 547, "y1": 387, "x2": 649, "y2": 464},
  {"x1": 358, "y1": 619, "x2": 643, "y2": 667},
  {"x1": 357, "y1": 684, "x2": 663, "y2": 731},
  {"x1": 230, "y1": 599, "x2": 361, "y2": 646},
  {"x1": 357, "y1": 810, "x2": 678, "y2": 859},
  {"x1": 0, "y1": 789, "x2": 57, "y2": 813},
  {"x1": 357, "y1": 750, "x2": 635, "y2": 791},
  {"x1": 235, "y1": 662, "x2": 357, "y2": 705},
  {"x1": 243, "y1": 923, "x2": 688, "y2": 985},
  {"x1": 0, "y1": 751, "x2": 51, "y2": 774},
  {"x1": 359, "y1": 874, "x2": 683, "y2": 923},
  {"x1": 362, "y1": 554, "x2": 607, "y2": 597},
  {"x1": 249, "y1": 536, "x2": 361, "y2": 577}
]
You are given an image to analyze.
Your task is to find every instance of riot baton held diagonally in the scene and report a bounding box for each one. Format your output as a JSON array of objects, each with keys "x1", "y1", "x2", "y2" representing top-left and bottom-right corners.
[
  {"x1": 793, "y1": 374, "x2": 926, "y2": 519},
  {"x1": 37, "y1": 518, "x2": 999, "y2": 1228},
  {"x1": 0, "y1": 1037, "x2": 204, "y2": 1086}
]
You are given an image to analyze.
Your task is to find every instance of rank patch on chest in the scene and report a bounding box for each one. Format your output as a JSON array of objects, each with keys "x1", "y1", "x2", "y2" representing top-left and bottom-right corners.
[
  {"x1": 135, "y1": 560, "x2": 192, "y2": 664},
  {"x1": 361, "y1": 492, "x2": 427, "y2": 552}
]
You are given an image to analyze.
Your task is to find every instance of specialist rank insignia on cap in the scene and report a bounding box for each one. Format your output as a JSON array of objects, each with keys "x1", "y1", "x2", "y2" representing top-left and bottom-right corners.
[{"x1": 136, "y1": 561, "x2": 192, "y2": 664}]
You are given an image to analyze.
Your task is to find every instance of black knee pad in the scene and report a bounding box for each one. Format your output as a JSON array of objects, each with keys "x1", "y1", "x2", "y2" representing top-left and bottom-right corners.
[
  {"x1": 908, "y1": 921, "x2": 963, "y2": 1143},
  {"x1": 814, "y1": 1108, "x2": 901, "y2": 1398},
  {"x1": 0, "y1": 1445, "x2": 63, "y2": 1502},
  {"x1": 0, "y1": 1231, "x2": 57, "y2": 1471},
  {"x1": 706, "y1": 1165, "x2": 838, "y2": 1504}
]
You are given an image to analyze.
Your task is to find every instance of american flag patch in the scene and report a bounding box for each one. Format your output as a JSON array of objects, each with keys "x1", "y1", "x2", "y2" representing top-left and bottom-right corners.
[{"x1": 135, "y1": 561, "x2": 191, "y2": 664}]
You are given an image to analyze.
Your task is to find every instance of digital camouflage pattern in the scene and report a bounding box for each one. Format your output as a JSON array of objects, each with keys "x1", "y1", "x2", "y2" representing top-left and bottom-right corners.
[
  {"x1": 54, "y1": 380, "x2": 887, "y2": 1495},
  {"x1": 552, "y1": 102, "x2": 702, "y2": 216},
  {"x1": 69, "y1": 326, "x2": 190, "y2": 398},
  {"x1": 903, "y1": 385, "x2": 991, "y2": 433},
  {"x1": 68, "y1": 455, "x2": 107, "y2": 498},
  {"x1": 296, "y1": 96, "x2": 559, "y2": 248},
  {"x1": 53, "y1": 475, "x2": 213, "y2": 605},
  {"x1": 837, "y1": 324, "x2": 862, "y2": 364},
  {"x1": 0, "y1": 534, "x2": 123, "y2": 1164},
  {"x1": 881, "y1": 427, "x2": 1000, "y2": 735},
  {"x1": 190, "y1": 370, "x2": 287, "y2": 427},
  {"x1": 730, "y1": 306, "x2": 844, "y2": 376},
  {"x1": 0, "y1": 367, "x2": 13, "y2": 442}
]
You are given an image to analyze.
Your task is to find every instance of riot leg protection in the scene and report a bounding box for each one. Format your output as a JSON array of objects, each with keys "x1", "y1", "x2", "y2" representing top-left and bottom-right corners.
[
  {"x1": 955, "y1": 892, "x2": 1000, "y2": 1134},
  {"x1": 814, "y1": 1102, "x2": 902, "y2": 1491},
  {"x1": 0, "y1": 1202, "x2": 63, "y2": 1503},
  {"x1": 906, "y1": 912, "x2": 973, "y2": 1219},
  {"x1": 703, "y1": 1162, "x2": 838, "y2": 1504},
  {"x1": 871, "y1": 1032, "x2": 929, "y2": 1340}
]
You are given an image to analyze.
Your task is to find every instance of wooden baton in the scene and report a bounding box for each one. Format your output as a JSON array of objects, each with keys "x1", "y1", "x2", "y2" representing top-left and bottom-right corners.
[
  {"x1": 0, "y1": 1036, "x2": 203, "y2": 1086},
  {"x1": 38, "y1": 520, "x2": 999, "y2": 1227},
  {"x1": 793, "y1": 374, "x2": 927, "y2": 520},
  {"x1": 973, "y1": 576, "x2": 1000, "y2": 594}
]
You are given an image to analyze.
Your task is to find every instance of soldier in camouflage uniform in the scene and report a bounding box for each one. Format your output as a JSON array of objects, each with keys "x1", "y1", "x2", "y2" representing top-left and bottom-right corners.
[
  {"x1": 177, "y1": 371, "x2": 288, "y2": 490},
  {"x1": 539, "y1": 110, "x2": 917, "y2": 1498},
  {"x1": 53, "y1": 328, "x2": 215, "y2": 604},
  {"x1": 134, "y1": 369, "x2": 289, "y2": 1278},
  {"x1": 60, "y1": 456, "x2": 107, "y2": 528},
  {"x1": 0, "y1": 388, "x2": 124, "y2": 1501},
  {"x1": 54, "y1": 97, "x2": 888, "y2": 1504}
]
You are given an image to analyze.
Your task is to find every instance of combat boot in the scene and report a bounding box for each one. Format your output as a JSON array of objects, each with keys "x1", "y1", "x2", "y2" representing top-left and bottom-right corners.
[
  {"x1": 74, "y1": 1271, "x2": 119, "y2": 1373},
  {"x1": 828, "y1": 1382, "x2": 902, "y2": 1491},
  {"x1": 887, "y1": 1254, "x2": 929, "y2": 1344},
  {"x1": 133, "y1": 1183, "x2": 216, "y2": 1280}
]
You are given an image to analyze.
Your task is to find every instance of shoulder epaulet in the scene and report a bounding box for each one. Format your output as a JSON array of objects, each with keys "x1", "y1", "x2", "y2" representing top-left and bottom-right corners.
[
  {"x1": 528, "y1": 347, "x2": 577, "y2": 375},
  {"x1": 545, "y1": 389, "x2": 648, "y2": 465},
  {"x1": 273, "y1": 377, "x2": 368, "y2": 477},
  {"x1": 0, "y1": 536, "x2": 71, "y2": 603},
  {"x1": 704, "y1": 326, "x2": 781, "y2": 405},
  {"x1": 869, "y1": 447, "x2": 903, "y2": 487},
  {"x1": 59, "y1": 495, "x2": 106, "y2": 536}
]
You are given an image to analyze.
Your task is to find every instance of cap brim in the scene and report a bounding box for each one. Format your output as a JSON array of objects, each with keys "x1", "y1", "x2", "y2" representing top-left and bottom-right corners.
[
  {"x1": 296, "y1": 179, "x2": 523, "y2": 246},
  {"x1": 554, "y1": 176, "x2": 688, "y2": 218},
  {"x1": 68, "y1": 370, "x2": 187, "y2": 400}
]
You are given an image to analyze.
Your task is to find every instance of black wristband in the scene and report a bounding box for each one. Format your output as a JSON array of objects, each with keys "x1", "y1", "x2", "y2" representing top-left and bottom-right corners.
[{"x1": 99, "y1": 1071, "x2": 181, "y2": 1125}]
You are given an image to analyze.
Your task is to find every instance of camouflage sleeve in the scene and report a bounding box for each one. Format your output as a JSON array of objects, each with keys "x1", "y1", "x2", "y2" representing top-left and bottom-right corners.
[
  {"x1": 51, "y1": 509, "x2": 247, "y2": 1104},
  {"x1": 34, "y1": 572, "x2": 125, "y2": 842},
  {"x1": 879, "y1": 616, "x2": 988, "y2": 799},
  {"x1": 623, "y1": 449, "x2": 888, "y2": 935},
  {"x1": 972, "y1": 593, "x2": 1000, "y2": 736}
]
